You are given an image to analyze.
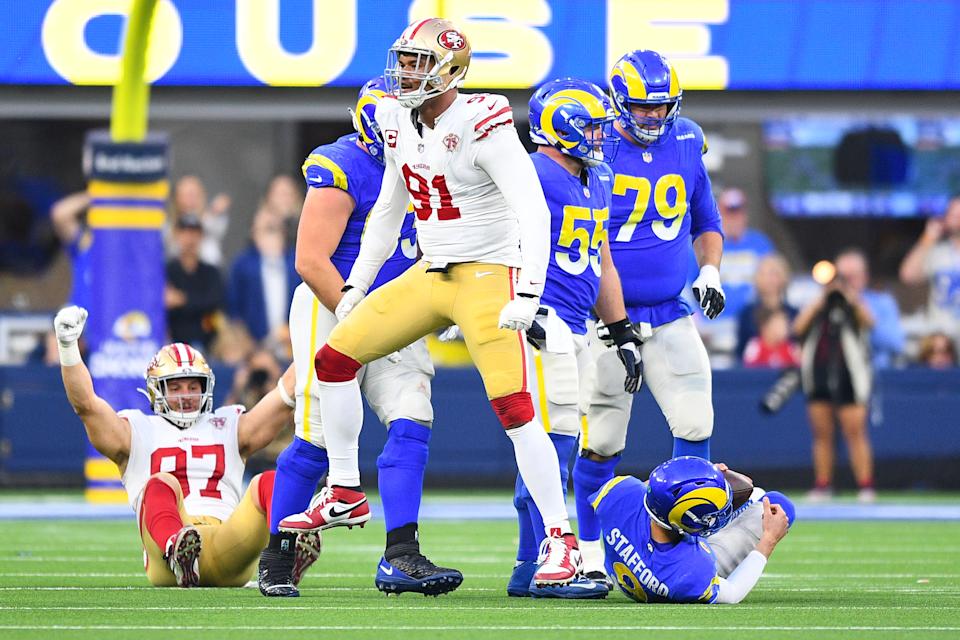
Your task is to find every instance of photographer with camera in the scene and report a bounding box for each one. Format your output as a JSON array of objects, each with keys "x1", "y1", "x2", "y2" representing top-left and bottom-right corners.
[{"x1": 793, "y1": 249, "x2": 879, "y2": 503}]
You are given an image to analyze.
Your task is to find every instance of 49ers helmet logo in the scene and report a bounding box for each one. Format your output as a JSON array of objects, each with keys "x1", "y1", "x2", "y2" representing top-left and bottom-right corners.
[{"x1": 438, "y1": 30, "x2": 466, "y2": 51}]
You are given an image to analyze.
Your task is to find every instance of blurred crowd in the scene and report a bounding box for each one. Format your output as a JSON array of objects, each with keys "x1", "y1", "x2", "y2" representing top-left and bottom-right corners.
[
  {"x1": 1, "y1": 174, "x2": 304, "y2": 400},
  {"x1": 2, "y1": 177, "x2": 959, "y2": 377},
  {"x1": 693, "y1": 189, "x2": 960, "y2": 372}
]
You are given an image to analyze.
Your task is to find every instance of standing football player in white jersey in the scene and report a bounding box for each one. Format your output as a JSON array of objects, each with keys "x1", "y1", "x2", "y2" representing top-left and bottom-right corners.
[
  {"x1": 286, "y1": 17, "x2": 581, "y2": 585},
  {"x1": 53, "y1": 305, "x2": 319, "y2": 588},
  {"x1": 260, "y1": 77, "x2": 461, "y2": 599}
]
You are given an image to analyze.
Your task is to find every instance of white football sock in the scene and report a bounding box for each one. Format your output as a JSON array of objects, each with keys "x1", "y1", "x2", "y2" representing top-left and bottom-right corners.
[
  {"x1": 579, "y1": 539, "x2": 605, "y2": 573},
  {"x1": 506, "y1": 420, "x2": 571, "y2": 535},
  {"x1": 317, "y1": 379, "x2": 363, "y2": 487}
]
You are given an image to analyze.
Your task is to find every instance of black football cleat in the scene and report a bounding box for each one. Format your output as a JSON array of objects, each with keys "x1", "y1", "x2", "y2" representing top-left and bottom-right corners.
[
  {"x1": 258, "y1": 546, "x2": 299, "y2": 597},
  {"x1": 584, "y1": 570, "x2": 614, "y2": 592},
  {"x1": 375, "y1": 543, "x2": 463, "y2": 597}
]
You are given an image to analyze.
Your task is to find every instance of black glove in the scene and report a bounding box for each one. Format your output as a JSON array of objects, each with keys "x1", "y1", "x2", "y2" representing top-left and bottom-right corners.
[
  {"x1": 525, "y1": 307, "x2": 549, "y2": 351},
  {"x1": 692, "y1": 265, "x2": 726, "y2": 320},
  {"x1": 606, "y1": 318, "x2": 643, "y2": 393}
]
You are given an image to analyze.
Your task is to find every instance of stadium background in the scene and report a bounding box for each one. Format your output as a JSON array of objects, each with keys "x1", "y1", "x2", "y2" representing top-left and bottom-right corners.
[{"x1": 2, "y1": 0, "x2": 960, "y2": 493}]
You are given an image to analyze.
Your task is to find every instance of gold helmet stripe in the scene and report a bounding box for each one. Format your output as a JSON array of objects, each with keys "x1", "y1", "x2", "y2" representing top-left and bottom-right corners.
[
  {"x1": 614, "y1": 61, "x2": 648, "y2": 100},
  {"x1": 669, "y1": 64, "x2": 681, "y2": 97},
  {"x1": 667, "y1": 486, "x2": 729, "y2": 531}
]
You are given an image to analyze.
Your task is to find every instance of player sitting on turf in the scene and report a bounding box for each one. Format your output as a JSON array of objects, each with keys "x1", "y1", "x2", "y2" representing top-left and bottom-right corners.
[
  {"x1": 591, "y1": 456, "x2": 793, "y2": 603},
  {"x1": 54, "y1": 306, "x2": 319, "y2": 588},
  {"x1": 508, "y1": 77, "x2": 640, "y2": 599}
]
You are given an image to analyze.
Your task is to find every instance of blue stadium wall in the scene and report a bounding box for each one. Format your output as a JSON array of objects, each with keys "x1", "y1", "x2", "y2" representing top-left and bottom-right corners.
[{"x1": 2, "y1": 366, "x2": 958, "y2": 489}]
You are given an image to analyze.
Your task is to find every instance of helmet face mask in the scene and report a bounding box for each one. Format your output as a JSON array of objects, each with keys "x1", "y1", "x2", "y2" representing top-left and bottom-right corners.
[
  {"x1": 140, "y1": 343, "x2": 215, "y2": 429},
  {"x1": 529, "y1": 78, "x2": 619, "y2": 166},
  {"x1": 643, "y1": 456, "x2": 733, "y2": 537},
  {"x1": 608, "y1": 49, "x2": 683, "y2": 146},
  {"x1": 384, "y1": 18, "x2": 471, "y2": 109},
  {"x1": 349, "y1": 76, "x2": 388, "y2": 163}
]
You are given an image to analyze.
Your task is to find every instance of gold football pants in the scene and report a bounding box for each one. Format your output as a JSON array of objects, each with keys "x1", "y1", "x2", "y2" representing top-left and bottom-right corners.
[{"x1": 327, "y1": 261, "x2": 527, "y2": 400}]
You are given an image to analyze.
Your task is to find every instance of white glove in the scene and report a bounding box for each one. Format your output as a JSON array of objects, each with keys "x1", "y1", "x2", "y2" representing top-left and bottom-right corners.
[
  {"x1": 692, "y1": 265, "x2": 726, "y2": 320},
  {"x1": 335, "y1": 286, "x2": 366, "y2": 321},
  {"x1": 438, "y1": 325, "x2": 463, "y2": 342},
  {"x1": 53, "y1": 305, "x2": 88, "y2": 366},
  {"x1": 54, "y1": 305, "x2": 88, "y2": 346},
  {"x1": 498, "y1": 296, "x2": 541, "y2": 332}
]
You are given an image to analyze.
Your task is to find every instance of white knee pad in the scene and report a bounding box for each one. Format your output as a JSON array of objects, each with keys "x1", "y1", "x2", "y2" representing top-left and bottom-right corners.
[
  {"x1": 362, "y1": 339, "x2": 435, "y2": 426},
  {"x1": 530, "y1": 345, "x2": 582, "y2": 438},
  {"x1": 643, "y1": 316, "x2": 714, "y2": 442},
  {"x1": 583, "y1": 347, "x2": 632, "y2": 456},
  {"x1": 290, "y1": 284, "x2": 337, "y2": 448},
  {"x1": 665, "y1": 393, "x2": 714, "y2": 441},
  {"x1": 294, "y1": 392, "x2": 328, "y2": 448}
]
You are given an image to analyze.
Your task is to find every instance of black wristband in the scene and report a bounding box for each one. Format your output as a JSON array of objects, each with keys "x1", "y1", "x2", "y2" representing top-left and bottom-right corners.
[
  {"x1": 606, "y1": 318, "x2": 635, "y2": 346},
  {"x1": 340, "y1": 284, "x2": 354, "y2": 293}
]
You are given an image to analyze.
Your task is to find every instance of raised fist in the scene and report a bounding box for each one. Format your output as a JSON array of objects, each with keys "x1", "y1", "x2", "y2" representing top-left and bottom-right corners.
[{"x1": 54, "y1": 306, "x2": 88, "y2": 347}]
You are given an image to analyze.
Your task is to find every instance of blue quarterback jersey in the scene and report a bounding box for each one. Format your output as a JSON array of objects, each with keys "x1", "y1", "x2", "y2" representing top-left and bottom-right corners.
[
  {"x1": 532, "y1": 152, "x2": 614, "y2": 335},
  {"x1": 590, "y1": 476, "x2": 721, "y2": 604},
  {"x1": 607, "y1": 118, "x2": 722, "y2": 327},
  {"x1": 302, "y1": 134, "x2": 417, "y2": 291}
]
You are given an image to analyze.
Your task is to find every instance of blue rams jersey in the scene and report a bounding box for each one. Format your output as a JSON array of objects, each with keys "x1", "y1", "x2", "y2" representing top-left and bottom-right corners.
[
  {"x1": 590, "y1": 475, "x2": 721, "y2": 604},
  {"x1": 607, "y1": 118, "x2": 722, "y2": 327},
  {"x1": 532, "y1": 152, "x2": 614, "y2": 334},
  {"x1": 302, "y1": 134, "x2": 417, "y2": 291}
]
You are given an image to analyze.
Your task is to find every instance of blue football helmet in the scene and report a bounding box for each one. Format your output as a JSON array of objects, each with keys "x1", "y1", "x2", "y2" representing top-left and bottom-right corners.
[
  {"x1": 608, "y1": 50, "x2": 682, "y2": 146},
  {"x1": 529, "y1": 77, "x2": 619, "y2": 166},
  {"x1": 349, "y1": 76, "x2": 389, "y2": 164},
  {"x1": 644, "y1": 456, "x2": 733, "y2": 537}
]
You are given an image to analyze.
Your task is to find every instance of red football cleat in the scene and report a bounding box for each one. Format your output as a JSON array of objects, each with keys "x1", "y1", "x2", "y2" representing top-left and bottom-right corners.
[
  {"x1": 278, "y1": 486, "x2": 371, "y2": 533},
  {"x1": 533, "y1": 532, "x2": 581, "y2": 586}
]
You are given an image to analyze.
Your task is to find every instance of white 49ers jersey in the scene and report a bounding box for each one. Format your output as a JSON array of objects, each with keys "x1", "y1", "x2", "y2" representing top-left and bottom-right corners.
[
  {"x1": 377, "y1": 92, "x2": 523, "y2": 266},
  {"x1": 119, "y1": 406, "x2": 246, "y2": 522}
]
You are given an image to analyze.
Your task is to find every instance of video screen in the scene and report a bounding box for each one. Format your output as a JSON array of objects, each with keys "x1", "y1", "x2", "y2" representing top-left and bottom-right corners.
[{"x1": 763, "y1": 117, "x2": 960, "y2": 217}]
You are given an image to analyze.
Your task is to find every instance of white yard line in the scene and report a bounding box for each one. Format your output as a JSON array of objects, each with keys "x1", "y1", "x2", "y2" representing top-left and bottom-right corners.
[
  {"x1": 0, "y1": 625, "x2": 958, "y2": 632},
  {"x1": 0, "y1": 605, "x2": 957, "y2": 612}
]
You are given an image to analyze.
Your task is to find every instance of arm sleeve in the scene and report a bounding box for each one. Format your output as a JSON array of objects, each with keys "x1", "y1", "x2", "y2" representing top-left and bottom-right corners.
[
  {"x1": 344, "y1": 157, "x2": 408, "y2": 292},
  {"x1": 475, "y1": 131, "x2": 550, "y2": 297},
  {"x1": 714, "y1": 550, "x2": 768, "y2": 604}
]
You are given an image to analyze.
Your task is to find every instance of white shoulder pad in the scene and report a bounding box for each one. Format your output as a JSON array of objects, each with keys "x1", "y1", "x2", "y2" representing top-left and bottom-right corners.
[
  {"x1": 466, "y1": 93, "x2": 515, "y2": 141},
  {"x1": 374, "y1": 96, "x2": 403, "y2": 128},
  {"x1": 214, "y1": 404, "x2": 247, "y2": 418}
]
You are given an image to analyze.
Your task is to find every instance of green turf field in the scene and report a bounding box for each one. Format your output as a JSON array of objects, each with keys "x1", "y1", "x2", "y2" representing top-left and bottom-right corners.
[{"x1": 1, "y1": 516, "x2": 958, "y2": 639}]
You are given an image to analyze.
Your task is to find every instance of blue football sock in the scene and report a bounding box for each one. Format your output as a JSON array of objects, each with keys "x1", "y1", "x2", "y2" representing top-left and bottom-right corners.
[
  {"x1": 572, "y1": 454, "x2": 620, "y2": 542},
  {"x1": 269, "y1": 437, "x2": 329, "y2": 534},
  {"x1": 514, "y1": 475, "x2": 539, "y2": 562},
  {"x1": 673, "y1": 437, "x2": 711, "y2": 460},
  {"x1": 377, "y1": 419, "x2": 431, "y2": 534},
  {"x1": 517, "y1": 432, "x2": 576, "y2": 551},
  {"x1": 764, "y1": 491, "x2": 796, "y2": 526}
]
